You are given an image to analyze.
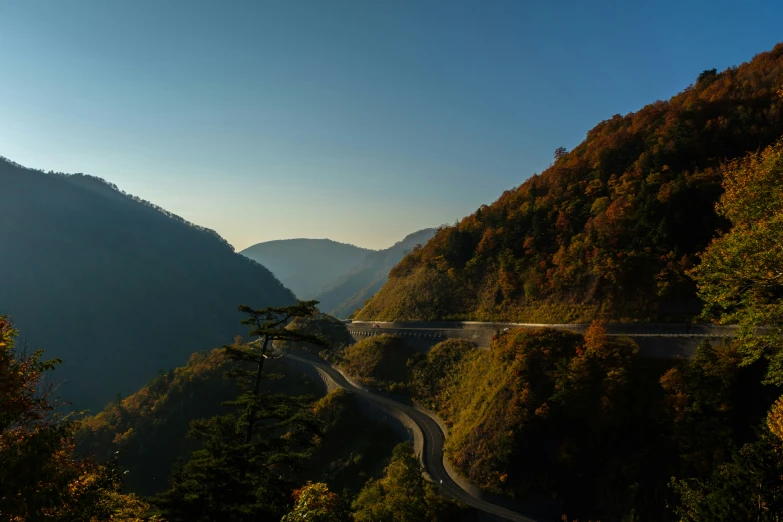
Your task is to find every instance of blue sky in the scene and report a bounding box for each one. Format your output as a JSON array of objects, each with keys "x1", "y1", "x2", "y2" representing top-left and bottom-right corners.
[{"x1": 1, "y1": 1, "x2": 781, "y2": 250}]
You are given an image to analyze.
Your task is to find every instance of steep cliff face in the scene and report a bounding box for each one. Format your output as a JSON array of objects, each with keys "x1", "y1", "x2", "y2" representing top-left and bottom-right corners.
[{"x1": 358, "y1": 44, "x2": 783, "y2": 323}]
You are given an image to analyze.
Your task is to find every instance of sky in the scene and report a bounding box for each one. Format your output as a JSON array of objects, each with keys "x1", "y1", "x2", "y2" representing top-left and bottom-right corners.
[{"x1": 0, "y1": 1, "x2": 781, "y2": 250}]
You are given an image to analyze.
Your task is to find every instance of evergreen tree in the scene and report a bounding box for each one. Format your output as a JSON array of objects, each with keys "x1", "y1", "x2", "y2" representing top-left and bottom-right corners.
[{"x1": 155, "y1": 301, "x2": 329, "y2": 521}]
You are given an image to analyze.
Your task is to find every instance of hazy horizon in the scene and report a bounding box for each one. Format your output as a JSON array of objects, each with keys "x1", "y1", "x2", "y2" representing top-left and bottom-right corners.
[{"x1": 1, "y1": 0, "x2": 781, "y2": 250}]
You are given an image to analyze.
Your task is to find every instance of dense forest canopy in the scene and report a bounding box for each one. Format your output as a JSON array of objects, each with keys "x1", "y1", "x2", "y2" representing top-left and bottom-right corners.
[
  {"x1": 358, "y1": 43, "x2": 783, "y2": 323},
  {"x1": 0, "y1": 158, "x2": 295, "y2": 411}
]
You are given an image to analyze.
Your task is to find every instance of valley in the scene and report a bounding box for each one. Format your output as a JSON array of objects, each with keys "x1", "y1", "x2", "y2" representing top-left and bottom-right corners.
[{"x1": 2, "y1": 19, "x2": 783, "y2": 522}]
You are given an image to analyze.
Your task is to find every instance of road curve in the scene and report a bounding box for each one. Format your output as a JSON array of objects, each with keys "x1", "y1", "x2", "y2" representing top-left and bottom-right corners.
[{"x1": 282, "y1": 352, "x2": 550, "y2": 522}]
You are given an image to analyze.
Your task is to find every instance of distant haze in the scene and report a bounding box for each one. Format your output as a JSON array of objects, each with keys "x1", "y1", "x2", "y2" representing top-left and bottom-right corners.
[
  {"x1": 0, "y1": 1, "x2": 781, "y2": 249},
  {"x1": 241, "y1": 239, "x2": 372, "y2": 299},
  {"x1": 242, "y1": 229, "x2": 437, "y2": 317}
]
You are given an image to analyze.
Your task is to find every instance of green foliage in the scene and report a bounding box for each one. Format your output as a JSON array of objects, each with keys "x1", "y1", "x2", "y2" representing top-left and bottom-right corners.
[
  {"x1": 282, "y1": 482, "x2": 350, "y2": 522},
  {"x1": 76, "y1": 341, "x2": 324, "y2": 496},
  {"x1": 410, "y1": 339, "x2": 476, "y2": 407},
  {"x1": 691, "y1": 139, "x2": 783, "y2": 385},
  {"x1": 770, "y1": 396, "x2": 783, "y2": 441},
  {"x1": 406, "y1": 327, "x2": 781, "y2": 521},
  {"x1": 421, "y1": 327, "x2": 641, "y2": 502},
  {"x1": 658, "y1": 341, "x2": 742, "y2": 476},
  {"x1": 358, "y1": 43, "x2": 783, "y2": 323},
  {"x1": 154, "y1": 301, "x2": 329, "y2": 521},
  {"x1": 351, "y1": 443, "x2": 466, "y2": 522},
  {"x1": 77, "y1": 347, "x2": 232, "y2": 450},
  {"x1": 671, "y1": 429, "x2": 783, "y2": 521},
  {"x1": 339, "y1": 334, "x2": 416, "y2": 391},
  {"x1": 305, "y1": 390, "x2": 400, "y2": 494},
  {"x1": 276, "y1": 313, "x2": 354, "y2": 356},
  {"x1": 154, "y1": 405, "x2": 317, "y2": 522},
  {"x1": 678, "y1": 138, "x2": 783, "y2": 520}
]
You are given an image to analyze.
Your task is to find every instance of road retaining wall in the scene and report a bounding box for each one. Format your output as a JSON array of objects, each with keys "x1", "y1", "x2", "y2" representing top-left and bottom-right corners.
[{"x1": 346, "y1": 321, "x2": 737, "y2": 358}]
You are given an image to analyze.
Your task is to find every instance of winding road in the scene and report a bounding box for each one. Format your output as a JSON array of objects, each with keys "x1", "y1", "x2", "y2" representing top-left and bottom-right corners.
[{"x1": 282, "y1": 352, "x2": 553, "y2": 522}]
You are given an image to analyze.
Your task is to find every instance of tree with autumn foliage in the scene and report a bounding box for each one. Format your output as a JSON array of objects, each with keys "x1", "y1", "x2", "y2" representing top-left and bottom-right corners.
[
  {"x1": 281, "y1": 482, "x2": 350, "y2": 522},
  {"x1": 0, "y1": 316, "x2": 159, "y2": 521},
  {"x1": 692, "y1": 138, "x2": 783, "y2": 385},
  {"x1": 674, "y1": 138, "x2": 783, "y2": 520}
]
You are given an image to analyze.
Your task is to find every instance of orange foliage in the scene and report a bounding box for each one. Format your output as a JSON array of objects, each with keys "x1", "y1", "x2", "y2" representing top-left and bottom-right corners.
[{"x1": 360, "y1": 43, "x2": 783, "y2": 322}]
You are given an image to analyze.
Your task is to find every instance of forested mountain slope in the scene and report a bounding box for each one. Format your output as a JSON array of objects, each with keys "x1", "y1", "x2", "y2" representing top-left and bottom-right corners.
[
  {"x1": 0, "y1": 158, "x2": 295, "y2": 411},
  {"x1": 357, "y1": 43, "x2": 783, "y2": 323},
  {"x1": 76, "y1": 325, "x2": 401, "y2": 499},
  {"x1": 315, "y1": 228, "x2": 436, "y2": 318},
  {"x1": 241, "y1": 238, "x2": 371, "y2": 298}
]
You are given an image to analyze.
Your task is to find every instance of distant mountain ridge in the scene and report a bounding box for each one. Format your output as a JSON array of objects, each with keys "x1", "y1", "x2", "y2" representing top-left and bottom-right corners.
[
  {"x1": 0, "y1": 157, "x2": 295, "y2": 411},
  {"x1": 241, "y1": 238, "x2": 372, "y2": 299},
  {"x1": 315, "y1": 228, "x2": 437, "y2": 318}
]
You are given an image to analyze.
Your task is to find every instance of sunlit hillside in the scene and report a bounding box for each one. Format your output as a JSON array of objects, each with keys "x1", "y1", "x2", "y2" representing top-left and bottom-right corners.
[{"x1": 358, "y1": 44, "x2": 783, "y2": 323}]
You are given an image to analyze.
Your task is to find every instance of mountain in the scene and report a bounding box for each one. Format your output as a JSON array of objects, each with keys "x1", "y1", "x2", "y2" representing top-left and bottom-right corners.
[
  {"x1": 76, "y1": 319, "x2": 401, "y2": 497},
  {"x1": 357, "y1": 43, "x2": 783, "y2": 323},
  {"x1": 241, "y1": 238, "x2": 372, "y2": 299},
  {"x1": 0, "y1": 158, "x2": 295, "y2": 411},
  {"x1": 314, "y1": 229, "x2": 437, "y2": 318}
]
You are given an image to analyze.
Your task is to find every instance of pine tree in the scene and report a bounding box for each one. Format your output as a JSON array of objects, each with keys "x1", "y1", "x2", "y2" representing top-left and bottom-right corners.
[{"x1": 155, "y1": 300, "x2": 330, "y2": 521}]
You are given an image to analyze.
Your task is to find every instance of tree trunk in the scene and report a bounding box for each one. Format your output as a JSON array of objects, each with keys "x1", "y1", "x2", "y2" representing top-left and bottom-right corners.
[{"x1": 245, "y1": 335, "x2": 270, "y2": 444}]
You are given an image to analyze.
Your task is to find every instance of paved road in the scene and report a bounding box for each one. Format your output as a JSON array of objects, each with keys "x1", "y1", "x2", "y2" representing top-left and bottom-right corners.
[{"x1": 283, "y1": 352, "x2": 550, "y2": 522}]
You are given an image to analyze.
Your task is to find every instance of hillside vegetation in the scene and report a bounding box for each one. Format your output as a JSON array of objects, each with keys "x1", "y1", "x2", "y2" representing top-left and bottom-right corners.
[
  {"x1": 277, "y1": 313, "x2": 354, "y2": 355},
  {"x1": 76, "y1": 343, "x2": 324, "y2": 496},
  {"x1": 304, "y1": 390, "x2": 402, "y2": 495},
  {"x1": 332, "y1": 323, "x2": 782, "y2": 520},
  {"x1": 357, "y1": 44, "x2": 783, "y2": 322},
  {"x1": 339, "y1": 334, "x2": 416, "y2": 392},
  {"x1": 76, "y1": 346, "x2": 403, "y2": 500},
  {"x1": 241, "y1": 238, "x2": 371, "y2": 299},
  {"x1": 410, "y1": 328, "x2": 781, "y2": 521},
  {"x1": 313, "y1": 229, "x2": 437, "y2": 318},
  {"x1": 0, "y1": 158, "x2": 294, "y2": 410},
  {"x1": 0, "y1": 316, "x2": 161, "y2": 521}
]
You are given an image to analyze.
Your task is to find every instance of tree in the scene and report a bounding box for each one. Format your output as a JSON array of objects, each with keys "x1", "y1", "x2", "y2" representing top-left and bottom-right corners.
[
  {"x1": 696, "y1": 68, "x2": 718, "y2": 84},
  {"x1": 671, "y1": 429, "x2": 783, "y2": 521},
  {"x1": 659, "y1": 341, "x2": 741, "y2": 477},
  {"x1": 691, "y1": 139, "x2": 783, "y2": 384},
  {"x1": 0, "y1": 315, "x2": 158, "y2": 521},
  {"x1": 769, "y1": 396, "x2": 783, "y2": 441},
  {"x1": 352, "y1": 443, "x2": 462, "y2": 522},
  {"x1": 682, "y1": 139, "x2": 783, "y2": 520},
  {"x1": 554, "y1": 146, "x2": 568, "y2": 161},
  {"x1": 281, "y1": 482, "x2": 349, "y2": 522},
  {"x1": 226, "y1": 300, "x2": 328, "y2": 443},
  {"x1": 155, "y1": 301, "x2": 330, "y2": 521}
]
